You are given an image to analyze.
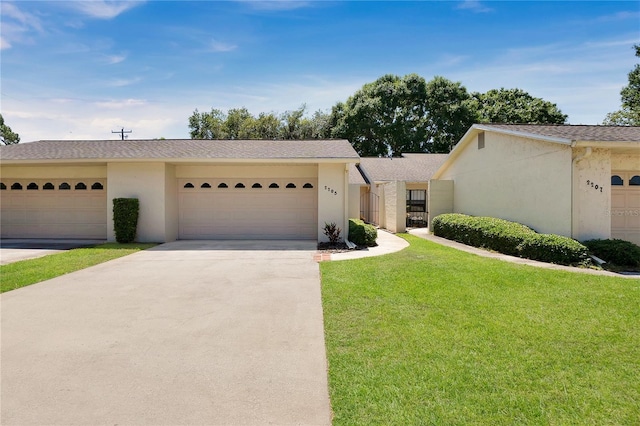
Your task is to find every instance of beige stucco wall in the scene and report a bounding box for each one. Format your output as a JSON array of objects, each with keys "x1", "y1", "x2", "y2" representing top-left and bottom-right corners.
[
  {"x1": 572, "y1": 148, "x2": 611, "y2": 241},
  {"x1": 437, "y1": 132, "x2": 573, "y2": 236},
  {"x1": 348, "y1": 184, "x2": 363, "y2": 219},
  {"x1": 428, "y1": 179, "x2": 454, "y2": 228},
  {"x1": 0, "y1": 165, "x2": 107, "y2": 179},
  {"x1": 318, "y1": 163, "x2": 348, "y2": 242},
  {"x1": 382, "y1": 181, "x2": 406, "y2": 233},
  {"x1": 611, "y1": 153, "x2": 640, "y2": 170},
  {"x1": 176, "y1": 164, "x2": 317, "y2": 178},
  {"x1": 164, "y1": 164, "x2": 179, "y2": 242},
  {"x1": 107, "y1": 162, "x2": 169, "y2": 243}
]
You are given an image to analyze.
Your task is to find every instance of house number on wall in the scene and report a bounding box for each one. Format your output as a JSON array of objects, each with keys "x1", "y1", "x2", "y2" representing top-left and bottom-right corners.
[
  {"x1": 324, "y1": 185, "x2": 338, "y2": 196},
  {"x1": 586, "y1": 179, "x2": 603, "y2": 193}
]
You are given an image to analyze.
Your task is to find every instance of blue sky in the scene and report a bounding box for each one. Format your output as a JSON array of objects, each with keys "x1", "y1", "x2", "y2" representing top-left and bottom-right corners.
[{"x1": 1, "y1": 1, "x2": 639, "y2": 142}]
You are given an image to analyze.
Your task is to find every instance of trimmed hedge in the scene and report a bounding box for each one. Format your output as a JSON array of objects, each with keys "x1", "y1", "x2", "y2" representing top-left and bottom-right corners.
[
  {"x1": 113, "y1": 198, "x2": 139, "y2": 243},
  {"x1": 349, "y1": 218, "x2": 377, "y2": 247},
  {"x1": 583, "y1": 239, "x2": 640, "y2": 267},
  {"x1": 432, "y1": 213, "x2": 588, "y2": 265}
]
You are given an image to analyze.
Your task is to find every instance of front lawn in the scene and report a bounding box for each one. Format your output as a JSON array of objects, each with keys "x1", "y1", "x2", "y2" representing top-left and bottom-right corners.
[
  {"x1": 0, "y1": 243, "x2": 156, "y2": 293},
  {"x1": 320, "y1": 235, "x2": 640, "y2": 425}
]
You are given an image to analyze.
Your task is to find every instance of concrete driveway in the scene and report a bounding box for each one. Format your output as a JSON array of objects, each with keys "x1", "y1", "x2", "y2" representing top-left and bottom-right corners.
[{"x1": 1, "y1": 240, "x2": 331, "y2": 426}]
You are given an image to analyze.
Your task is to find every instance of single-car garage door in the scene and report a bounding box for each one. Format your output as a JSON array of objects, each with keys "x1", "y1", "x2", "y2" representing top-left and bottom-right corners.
[
  {"x1": 0, "y1": 179, "x2": 107, "y2": 239},
  {"x1": 179, "y1": 178, "x2": 318, "y2": 240},
  {"x1": 611, "y1": 171, "x2": 640, "y2": 246}
]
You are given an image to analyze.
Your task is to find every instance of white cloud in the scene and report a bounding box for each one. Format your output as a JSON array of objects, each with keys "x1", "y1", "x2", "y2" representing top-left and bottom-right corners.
[
  {"x1": 108, "y1": 77, "x2": 142, "y2": 87},
  {"x1": 456, "y1": 0, "x2": 493, "y2": 13},
  {"x1": 104, "y1": 54, "x2": 127, "y2": 64},
  {"x1": 0, "y1": 2, "x2": 44, "y2": 49},
  {"x1": 208, "y1": 39, "x2": 238, "y2": 53},
  {"x1": 95, "y1": 99, "x2": 147, "y2": 109},
  {"x1": 66, "y1": 1, "x2": 144, "y2": 20}
]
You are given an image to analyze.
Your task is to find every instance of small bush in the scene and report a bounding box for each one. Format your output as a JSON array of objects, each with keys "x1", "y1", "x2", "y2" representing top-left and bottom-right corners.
[
  {"x1": 113, "y1": 198, "x2": 139, "y2": 243},
  {"x1": 323, "y1": 222, "x2": 342, "y2": 244},
  {"x1": 432, "y1": 213, "x2": 588, "y2": 265},
  {"x1": 583, "y1": 239, "x2": 640, "y2": 267},
  {"x1": 348, "y1": 218, "x2": 377, "y2": 247}
]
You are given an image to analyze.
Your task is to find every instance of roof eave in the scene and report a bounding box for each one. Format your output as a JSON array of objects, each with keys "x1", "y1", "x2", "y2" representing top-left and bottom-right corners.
[{"x1": 0, "y1": 157, "x2": 359, "y2": 165}]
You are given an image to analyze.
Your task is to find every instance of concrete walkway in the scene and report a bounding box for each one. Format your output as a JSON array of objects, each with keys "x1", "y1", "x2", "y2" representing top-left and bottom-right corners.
[
  {"x1": 409, "y1": 228, "x2": 640, "y2": 278},
  {"x1": 321, "y1": 230, "x2": 409, "y2": 261},
  {"x1": 1, "y1": 240, "x2": 331, "y2": 426}
]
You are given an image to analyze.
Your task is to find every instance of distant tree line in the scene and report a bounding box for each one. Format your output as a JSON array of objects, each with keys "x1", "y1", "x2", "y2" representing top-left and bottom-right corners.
[
  {"x1": 189, "y1": 74, "x2": 568, "y2": 155},
  {"x1": 0, "y1": 113, "x2": 20, "y2": 145},
  {"x1": 604, "y1": 44, "x2": 640, "y2": 126}
]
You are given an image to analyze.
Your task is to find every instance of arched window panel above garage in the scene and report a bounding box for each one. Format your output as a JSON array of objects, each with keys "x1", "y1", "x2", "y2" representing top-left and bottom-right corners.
[
  {"x1": 611, "y1": 175, "x2": 623, "y2": 186},
  {"x1": 44, "y1": 182, "x2": 55, "y2": 190},
  {"x1": 27, "y1": 182, "x2": 39, "y2": 190},
  {"x1": 183, "y1": 182, "x2": 194, "y2": 188},
  {"x1": 630, "y1": 175, "x2": 640, "y2": 186}
]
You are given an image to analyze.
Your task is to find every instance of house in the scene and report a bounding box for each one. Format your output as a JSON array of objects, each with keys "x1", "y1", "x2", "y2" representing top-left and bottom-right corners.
[
  {"x1": 0, "y1": 139, "x2": 359, "y2": 242},
  {"x1": 429, "y1": 124, "x2": 640, "y2": 245},
  {"x1": 349, "y1": 154, "x2": 448, "y2": 233}
]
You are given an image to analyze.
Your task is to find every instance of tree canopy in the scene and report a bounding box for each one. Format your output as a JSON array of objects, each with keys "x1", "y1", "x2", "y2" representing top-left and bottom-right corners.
[
  {"x1": 0, "y1": 114, "x2": 20, "y2": 145},
  {"x1": 604, "y1": 44, "x2": 640, "y2": 126},
  {"x1": 189, "y1": 73, "x2": 569, "y2": 155},
  {"x1": 188, "y1": 105, "x2": 331, "y2": 140}
]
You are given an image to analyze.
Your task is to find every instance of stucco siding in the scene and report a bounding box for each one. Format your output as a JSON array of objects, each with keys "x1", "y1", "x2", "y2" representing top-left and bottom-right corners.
[
  {"x1": 611, "y1": 153, "x2": 640, "y2": 170},
  {"x1": 107, "y1": 162, "x2": 168, "y2": 243},
  {"x1": 318, "y1": 163, "x2": 348, "y2": 242},
  {"x1": 164, "y1": 164, "x2": 179, "y2": 242},
  {"x1": 382, "y1": 181, "x2": 406, "y2": 233},
  {"x1": 428, "y1": 179, "x2": 454, "y2": 228},
  {"x1": 438, "y1": 132, "x2": 573, "y2": 236},
  {"x1": 348, "y1": 184, "x2": 362, "y2": 219},
  {"x1": 176, "y1": 164, "x2": 317, "y2": 179},
  {"x1": 572, "y1": 148, "x2": 611, "y2": 241},
  {"x1": 0, "y1": 165, "x2": 107, "y2": 179}
]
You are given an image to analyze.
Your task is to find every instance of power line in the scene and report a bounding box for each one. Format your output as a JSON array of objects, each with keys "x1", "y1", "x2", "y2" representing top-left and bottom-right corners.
[{"x1": 111, "y1": 128, "x2": 132, "y2": 140}]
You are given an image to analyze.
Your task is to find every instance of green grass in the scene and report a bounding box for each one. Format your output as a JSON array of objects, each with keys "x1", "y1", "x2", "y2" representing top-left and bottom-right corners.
[
  {"x1": 320, "y1": 235, "x2": 640, "y2": 425},
  {"x1": 0, "y1": 243, "x2": 156, "y2": 293}
]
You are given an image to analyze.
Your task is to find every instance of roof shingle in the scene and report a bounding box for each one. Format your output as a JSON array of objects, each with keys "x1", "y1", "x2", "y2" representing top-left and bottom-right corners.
[
  {"x1": 357, "y1": 154, "x2": 449, "y2": 182},
  {"x1": 477, "y1": 124, "x2": 640, "y2": 142},
  {"x1": 0, "y1": 139, "x2": 359, "y2": 161}
]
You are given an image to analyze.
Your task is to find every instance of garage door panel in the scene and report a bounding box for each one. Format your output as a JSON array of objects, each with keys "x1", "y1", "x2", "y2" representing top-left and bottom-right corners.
[
  {"x1": 0, "y1": 180, "x2": 107, "y2": 239},
  {"x1": 179, "y1": 178, "x2": 317, "y2": 240},
  {"x1": 611, "y1": 171, "x2": 640, "y2": 246}
]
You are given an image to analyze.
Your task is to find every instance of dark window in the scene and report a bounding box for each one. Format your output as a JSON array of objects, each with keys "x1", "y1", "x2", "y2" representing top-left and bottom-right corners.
[
  {"x1": 75, "y1": 182, "x2": 87, "y2": 190},
  {"x1": 252, "y1": 183, "x2": 262, "y2": 188},
  {"x1": 478, "y1": 132, "x2": 485, "y2": 149},
  {"x1": 27, "y1": 182, "x2": 39, "y2": 190},
  {"x1": 0, "y1": 183, "x2": 6, "y2": 190},
  {"x1": 286, "y1": 183, "x2": 296, "y2": 188},
  {"x1": 11, "y1": 182, "x2": 23, "y2": 190},
  {"x1": 91, "y1": 182, "x2": 104, "y2": 190},
  {"x1": 59, "y1": 182, "x2": 71, "y2": 190},
  {"x1": 201, "y1": 183, "x2": 211, "y2": 188},
  {"x1": 611, "y1": 175, "x2": 624, "y2": 186},
  {"x1": 218, "y1": 183, "x2": 228, "y2": 188},
  {"x1": 269, "y1": 183, "x2": 279, "y2": 188},
  {"x1": 235, "y1": 183, "x2": 245, "y2": 188},
  {"x1": 43, "y1": 182, "x2": 55, "y2": 190},
  {"x1": 184, "y1": 182, "x2": 194, "y2": 188},
  {"x1": 630, "y1": 175, "x2": 640, "y2": 186},
  {"x1": 406, "y1": 190, "x2": 426, "y2": 212},
  {"x1": 303, "y1": 183, "x2": 314, "y2": 188}
]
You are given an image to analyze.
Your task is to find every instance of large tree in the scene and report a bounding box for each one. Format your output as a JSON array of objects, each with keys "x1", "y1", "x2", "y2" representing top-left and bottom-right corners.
[
  {"x1": 330, "y1": 74, "x2": 431, "y2": 156},
  {"x1": 469, "y1": 88, "x2": 567, "y2": 125},
  {"x1": 0, "y1": 114, "x2": 20, "y2": 145},
  {"x1": 603, "y1": 44, "x2": 640, "y2": 125},
  {"x1": 188, "y1": 106, "x2": 330, "y2": 140}
]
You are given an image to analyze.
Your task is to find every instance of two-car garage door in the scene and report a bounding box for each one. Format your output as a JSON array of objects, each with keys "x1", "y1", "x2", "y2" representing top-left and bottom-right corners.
[
  {"x1": 178, "y1": 178, "x2": 318, "y2": 240},
  {"x1": 1, "y1": 179, "x2": 107, "y2": 239}
]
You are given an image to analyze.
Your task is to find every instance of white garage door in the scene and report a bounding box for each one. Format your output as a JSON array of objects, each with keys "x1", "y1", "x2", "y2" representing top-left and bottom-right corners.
[
  {"x1": 179, "y1": 178, "x2": 318, "y2": 240},
  {"x1": 611, "y1": 171, "x2": 640, "y2": 246},
  {"x1": 0, "y1": 179, "x2": 107, "y2": 239}
]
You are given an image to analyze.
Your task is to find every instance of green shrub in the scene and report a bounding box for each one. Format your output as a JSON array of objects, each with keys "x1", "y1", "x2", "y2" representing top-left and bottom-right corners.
[
  {"x1": 348, "y1": 218, "x2": 377, "y2": 247},
  {"x1": 113, "y1": 198, "x2": 139, "y2": 243},
  {"x1": 432, "y1": 213, "x2": 588, "y2": 265},
  {"x1": 583, "y1": 239, "x2": 640, "y2": 267}
]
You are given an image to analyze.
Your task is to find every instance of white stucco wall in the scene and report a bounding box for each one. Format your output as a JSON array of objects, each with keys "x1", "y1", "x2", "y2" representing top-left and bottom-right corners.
[
  {"x1": 572, "y1": 148, "x2": 611, "y2": 241},
  {"x1": 611, "y1": 153, "x2": 640, "y2": 170},
  {"x1": 318, "y1": 163, "x2": 348, "y2": 242},
  {"x1": 437, "y1": 132, "x2": 573, "y2": 236},
  {"x1": 176, "y1": 164, "x2": 317, "y2": 178},
  {"x1": 107, "y1": 162, "x2": 168, "y2": 243}
]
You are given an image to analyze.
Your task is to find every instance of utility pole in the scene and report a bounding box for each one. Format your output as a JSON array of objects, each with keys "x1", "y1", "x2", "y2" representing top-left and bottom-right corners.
[{"x1": 112, "y1": 128, "x2": 132, "y2": 140}]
